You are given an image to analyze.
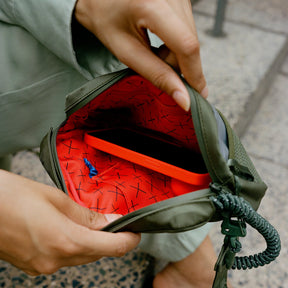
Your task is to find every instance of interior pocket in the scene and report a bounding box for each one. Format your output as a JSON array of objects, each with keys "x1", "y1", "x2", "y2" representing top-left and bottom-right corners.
[{"x1": 56, "y1": 75, "x2": 211, "y2": 215}]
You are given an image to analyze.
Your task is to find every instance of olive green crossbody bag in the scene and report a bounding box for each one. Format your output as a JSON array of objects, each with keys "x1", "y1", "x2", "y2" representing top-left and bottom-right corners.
[{"x1": 40, "y1": 68, "x2": 280, "y2": 287}]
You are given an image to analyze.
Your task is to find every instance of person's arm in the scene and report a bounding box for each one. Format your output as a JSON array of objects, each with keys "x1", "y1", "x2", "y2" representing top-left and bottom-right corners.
[
  {"x1": 0, "y1": 0, "x2": 207, "y2": 111},
  {"x1": 0, "y1": 0, "x2": 91, "y2": 77},
  {"x1": 0, "y1": 170, "x2": 140, "y2": 275},
  {"x1": 0, "y1": 0, "x2": 132, "y2": 79},
  {"x1": 74, "y1": 0, "x2": 208, "y2": 111}
]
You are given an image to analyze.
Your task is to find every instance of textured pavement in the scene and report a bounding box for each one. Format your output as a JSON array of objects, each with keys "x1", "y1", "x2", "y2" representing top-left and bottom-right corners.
[{"x1": 1, "y1": 0, "x2": 288, "y2": 287}]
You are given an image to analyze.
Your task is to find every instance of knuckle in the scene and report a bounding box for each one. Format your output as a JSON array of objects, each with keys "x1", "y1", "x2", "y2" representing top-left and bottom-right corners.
[
  {"x1": 30, "y1": 259, "x2": 59, "y2": 275},
  {"x1": 130, "y1": 0, "x2": 156, "y2": 13},
  {"x1": 39, "y1": 262, "x2": 59, "y2": 275},
  {"x1": 52, "y1": 235, "x2": 78, "y2": 257},
  {"x1": 189, "y1": 71, "x2": 206, "y2": 92},
  {"x1": 150, "y1": 69, "x2": 171, "y2": 92},
  {"x1": 114, "y1": 242, "x2": 129, "y2": 257},
  {"x1": 87, "y1": 209, "x2": 99, "y2": 227},
  {"x1": 82, "y1": 209, "x2": 105, "y2": 230},
  {"x1": 130, "y1": 0, "x2": 162, "y2": 23},
  {"x1": 59, "y1": 240, "x2": 79, "y2": 257},
  {"x1": 198, "y1": 77, "x2": 207, "y2": 90},
  {"x1": 181, "y1": 37, "x2": 200, "y2": 57}
]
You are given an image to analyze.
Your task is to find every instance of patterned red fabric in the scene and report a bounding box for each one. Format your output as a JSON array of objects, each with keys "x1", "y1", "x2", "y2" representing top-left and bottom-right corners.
[{"x1": 56, "y1": 75, "x2": 210, "y2": 215}]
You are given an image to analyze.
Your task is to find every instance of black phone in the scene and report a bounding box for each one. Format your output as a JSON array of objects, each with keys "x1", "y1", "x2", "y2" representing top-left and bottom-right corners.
[{"x1": 85, "y1": 127, "x2": 208, "y2": 175}]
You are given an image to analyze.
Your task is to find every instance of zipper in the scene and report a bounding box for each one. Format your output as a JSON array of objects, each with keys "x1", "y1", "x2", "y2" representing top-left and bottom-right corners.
[
  {"x1": 44, "y1": 126, "x2": 68, "y2": 193},
  {"x1": 189, "y1": 90, "x2": 220, "y2": 182},
  {"x1": 217, "y1": 110, "x2": 235, "y2": 159},
  {"x1": 102, "y1": 188, "x2": 214, "y2": 232},
  {"x1": 50, "y1": 126, "x2": 73, "y2": 194},
  {"x1": 44, "y1": 128, "x2": 63, "y2": 190},
  {"x1": 65, "y1": 69, "x2": 132, "y2": 116},
  {"x1": 50, "y1": 69, "x2": 132, "y2": 193}
]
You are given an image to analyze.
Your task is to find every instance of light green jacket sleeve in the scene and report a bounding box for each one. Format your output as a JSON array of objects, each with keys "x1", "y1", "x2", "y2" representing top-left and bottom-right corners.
[{"x1": 0, "y1": 0, "x2": 126, "y2": 79}]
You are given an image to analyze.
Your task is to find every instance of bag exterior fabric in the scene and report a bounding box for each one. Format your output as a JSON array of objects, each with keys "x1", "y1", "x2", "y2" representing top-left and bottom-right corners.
[
  {"x1": 39, "y1": 69, "x2": 282, "y2": 286},
  {"x1": 40, "y1": 68, "x2": 267, "y2": 234}
]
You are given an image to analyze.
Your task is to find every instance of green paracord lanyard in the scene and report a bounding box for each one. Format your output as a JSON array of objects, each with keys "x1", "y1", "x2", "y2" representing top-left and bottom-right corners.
[{"x1": 210, "y1": 193, "x2": 281, "y2": 288}]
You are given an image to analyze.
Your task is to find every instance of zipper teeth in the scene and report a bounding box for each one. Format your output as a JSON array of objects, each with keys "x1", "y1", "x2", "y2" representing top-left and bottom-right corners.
[
  {"x1": 192, "y1": 94, "x2": 217, "y2": 181},
  {"x1": 65, "y1": 70, "x2": 130, "y2": 113},
  {"x1": 51, "y1": 128, "x2": 67, "y2": 191},
  {"x1": 45, "y1": 129, "x2": 63, "y2": 189},
  {"x1": 103, "y1": 189, "x2": 213, "y2": 232}
]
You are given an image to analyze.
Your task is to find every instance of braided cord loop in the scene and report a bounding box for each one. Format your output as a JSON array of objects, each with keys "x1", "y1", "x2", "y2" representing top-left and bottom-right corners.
[{"x1": 211, "y1": 193, "x2": 281, "y2": 270}]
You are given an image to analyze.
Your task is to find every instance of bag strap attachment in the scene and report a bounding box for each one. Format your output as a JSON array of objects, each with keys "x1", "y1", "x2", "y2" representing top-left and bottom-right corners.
[{"x1": 210, "y1": 190, "x2": 281, "y2": 288}]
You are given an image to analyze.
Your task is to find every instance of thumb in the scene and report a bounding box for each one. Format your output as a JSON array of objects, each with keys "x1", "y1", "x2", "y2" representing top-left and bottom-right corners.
[
  {"x1": 47, "y1": 186, "x2": 122, "y2": 230},
  {"x1": 67, "y1": 206, "x2": 122, "y2": 230}
]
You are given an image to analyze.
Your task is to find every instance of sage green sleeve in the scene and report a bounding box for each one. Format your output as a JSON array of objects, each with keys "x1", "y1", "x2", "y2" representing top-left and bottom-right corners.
[
  {"x1": 0, "y1": 0, "x2": 126, "y2": 78},
  {"x1": 0, "y1": 0, "x2": 82, "y2": 72},
  {"x1": 0, "y1": 0, "x2": 166, "y2": 79}
]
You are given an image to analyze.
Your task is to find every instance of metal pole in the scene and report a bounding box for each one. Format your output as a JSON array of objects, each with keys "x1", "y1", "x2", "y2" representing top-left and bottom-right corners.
[{"x1": 209, "y1": 0, "x2": 228, "y2": 37}]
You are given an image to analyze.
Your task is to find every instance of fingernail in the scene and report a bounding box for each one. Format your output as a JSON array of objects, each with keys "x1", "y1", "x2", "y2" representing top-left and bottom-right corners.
[
  {"x1": 172, "y1": 91, "x2": 190, "y2": 111},
  {"x1": 104, "y1": 214, "x2": 122, "y2": 223},
  {"x1": 200, "y1": 86, "x2": 209, "y2": 99}
]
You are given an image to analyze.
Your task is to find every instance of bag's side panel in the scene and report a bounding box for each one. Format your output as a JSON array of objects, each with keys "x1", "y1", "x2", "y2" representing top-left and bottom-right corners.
[
  {"x1": 187, "y1": 85, "x2": 235, "y2": 188},
  {"x1": 187, "y1": 83, "x2": 266, "y2": 211},
  {"x1": 220, "y1": 113, "x2": 267, "y2": 209}
]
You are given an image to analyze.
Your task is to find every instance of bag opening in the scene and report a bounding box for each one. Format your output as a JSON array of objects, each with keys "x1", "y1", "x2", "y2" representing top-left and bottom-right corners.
[{"x1": 56, "y1": 75, "x2": 211, "y2": 215}]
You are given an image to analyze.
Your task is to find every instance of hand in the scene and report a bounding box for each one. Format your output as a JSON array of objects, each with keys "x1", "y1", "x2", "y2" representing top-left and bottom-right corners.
[
  {"x1": 0, "y1": 170, "x2": 140, "y2": 275},
  {"x1": 75, "y1": 0, "x2": 208, "y2": 111}
]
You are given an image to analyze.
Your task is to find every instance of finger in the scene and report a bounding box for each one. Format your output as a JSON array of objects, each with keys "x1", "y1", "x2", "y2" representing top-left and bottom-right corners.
[
  {"x1": 56, "y1": 255, "x2": 103, "y2": 269},
  {"x1": 156, "y1": 45, "x2": 179, "y2": 71},
  {"x1": 136, "y1": 4, "x2": 208, "y2": 97},
  {"x1": 177, "y1": 49, "x2": 208, "y2": 99},
  {"x1": 46, "y1": 187, "x2": 122, "y2": 230},
  {"x1": 66, "y1": 224, "x2": 141, "y2": 258},
  {"x1": 111, "y1": 33, "x2": 190, "y2": 111}
]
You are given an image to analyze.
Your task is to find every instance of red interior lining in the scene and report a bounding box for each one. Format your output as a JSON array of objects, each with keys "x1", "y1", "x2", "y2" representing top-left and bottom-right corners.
[{"x1": 56, "y1": 75, "x2": 210, "y2": 215}]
